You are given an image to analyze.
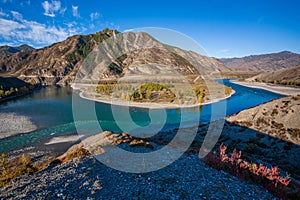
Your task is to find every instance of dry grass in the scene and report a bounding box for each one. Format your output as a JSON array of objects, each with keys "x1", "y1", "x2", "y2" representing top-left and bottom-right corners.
[
  {"x1": 58, "y1": 148, "x2": 90, "y2": 163},
  {"x1": 0, "y1": 153, "x2": 44, "y2": 187}
]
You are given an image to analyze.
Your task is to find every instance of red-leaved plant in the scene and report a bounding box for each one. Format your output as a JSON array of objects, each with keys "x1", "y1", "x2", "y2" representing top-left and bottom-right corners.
[{"x1": 203, "y1": 143, "x2": 300, "y2": 199}]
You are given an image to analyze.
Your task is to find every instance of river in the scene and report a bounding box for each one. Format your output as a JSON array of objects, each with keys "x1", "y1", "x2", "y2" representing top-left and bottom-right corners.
[{"x1": 0, "y1": 79, "x2": 284, "y2": 152}]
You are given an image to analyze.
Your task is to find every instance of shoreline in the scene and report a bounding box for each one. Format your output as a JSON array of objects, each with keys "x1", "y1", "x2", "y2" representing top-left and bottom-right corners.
[
  {"x1": 0, "y1": 90, "x2": 33, "y2": 103},
  {"x1": 0, "y1": 85, "x2": 43, "y2": 104},
  {"x1": 0, "y1": 112, "x2": 38, "y2": 140},
  {"x1": 231, "y1": 80, "x2": 300, "y2": 96},
  {"x1": 45, "y1": 134, "x2": 84, "y2": 145},
  {"x1": 78, "y1": 89, "x2": 236, "y2": 109}
]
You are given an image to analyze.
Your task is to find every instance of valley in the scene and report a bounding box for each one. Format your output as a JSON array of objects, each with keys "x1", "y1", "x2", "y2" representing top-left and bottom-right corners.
[{"x1": 0, "y1": 29, "x2": 300, "y2": 199}]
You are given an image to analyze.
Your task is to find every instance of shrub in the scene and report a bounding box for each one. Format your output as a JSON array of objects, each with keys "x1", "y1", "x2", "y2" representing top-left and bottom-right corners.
[
  {"x1": 203, "y1": 144, "x2": 300, "y2": 199},
  {"x1": 292, "y1": 95, "x2": 300, "y2": 100},
  {"x1": 225, "y1": 87, "x2": 232, "y2": 95},
  {"x1": 0, "y1": 154, "x2": 39, "y2": 187},
  {"x1": 271, "y1": 109, "x2": 279, "y2": 116}
]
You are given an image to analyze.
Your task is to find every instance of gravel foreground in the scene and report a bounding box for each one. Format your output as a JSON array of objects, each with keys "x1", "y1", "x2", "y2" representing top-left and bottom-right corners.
[{"x1": 0, "y1": 154, "x2": 276, "y2": 199}]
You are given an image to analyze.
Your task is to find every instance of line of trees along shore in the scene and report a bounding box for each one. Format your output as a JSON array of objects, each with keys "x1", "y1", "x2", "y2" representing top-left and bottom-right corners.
[{"x1": 0, "y1": 85, "x2": 34, "y2": 99}]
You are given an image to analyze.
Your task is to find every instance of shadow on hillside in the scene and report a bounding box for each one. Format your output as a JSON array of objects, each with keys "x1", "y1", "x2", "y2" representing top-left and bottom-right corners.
[{"x1": 191, "y1": 121, "x2": 300, "y2": 181}]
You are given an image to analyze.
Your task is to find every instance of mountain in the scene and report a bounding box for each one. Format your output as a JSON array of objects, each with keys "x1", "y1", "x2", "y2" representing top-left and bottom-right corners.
[
  {"x1": 219, "y1": 51, "x2": 300, "y2": 72},
  {"x1": 76, "y1": 31, "x2": 227, "y2": 82},
  {"x1": 227, "y1": 95, "x2": 300, "y2": 145},
  {"x1": 0, "y1": 29, "x2": 119, "y2": 85},
  {"x1": 0, "y1": 29, "x2": 226, "y2": 86},
  {"x1": 247, "y1": 65, "x2": 300, "y2": 86},
  {"x1": 0, "y1": 44, "x2": 34, "y2": 57}
]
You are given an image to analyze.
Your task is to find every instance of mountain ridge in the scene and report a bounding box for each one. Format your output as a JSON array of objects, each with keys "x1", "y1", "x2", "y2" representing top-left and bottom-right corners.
[
  {"x1": 247, "y1": 64, "x2": 300, "y2": 86},
  {"x1": 0, "y1": 29, "x2": 119, "y2": 85},
  {"x1": 219, "y1": 51, "x2": 300, "y2": 72},
  {"x1": 0, "y1": 44, "x2": 34, "y2": 57},
  {"x1": 0, "y1": 29, "x2": 226, "y2": 86}
]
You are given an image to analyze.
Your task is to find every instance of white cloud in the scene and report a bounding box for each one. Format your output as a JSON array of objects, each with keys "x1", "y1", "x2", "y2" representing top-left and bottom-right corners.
[
  {"x1": 0, "y1": 18, "x2": 25, "y2": 39},
  {"x1": 0, "y1": 9, "x2": 9, "y2": 17},
  {"x1": 72, "y1": 5, "x2": 79, "y2": 18},
  {"x1": 0, "y1": 11, "x2": 84, "y2": 47},
  {"x1": 60, "y1": 7, "x2": 67, "y2": 15},
  {"x1": 42, "y1": 0, "x2": 61, "y2": 17},
  {"x1": 90, "y1": 12, "x2": 100, "y2": 21},
  {"x1": 11, "y1": 11, "x2": 23, "y2": 21}
]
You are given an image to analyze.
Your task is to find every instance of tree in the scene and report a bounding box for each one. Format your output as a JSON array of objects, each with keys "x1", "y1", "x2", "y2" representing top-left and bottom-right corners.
[
  {"x1": 125, "y1": 94, "x2": 130, "y2": 101},
  {"x1": 10, "y1": 87, "x2": 14, "y2": 93},
  {"x1": 4, "y1": 90, "x2": 11, "y2": 96},
  {"x1": 145, "y1": 90, "x2": 152, "y2": 99},
  {"x1": 225, "y1": 87, "x2": 232, "y2": 95},
  {"x1": 130, "y1": 96, "x2": 135, "y2": 101},
  {"x1": 121, "y1": 92, "x2": 125, "y2": 100}
]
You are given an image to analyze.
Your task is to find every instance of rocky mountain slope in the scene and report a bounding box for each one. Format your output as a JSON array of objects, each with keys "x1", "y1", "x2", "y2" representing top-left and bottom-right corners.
[
  {"x1": 0, "y1": 155, "x2": 275, "y2": 199},
  {"x1": 0, "y1": 131, "x2": 275, "y2": 199},
  {"x1": 0, "y1": 44, "x2": 34, "y2": 57},
  {"x1": 227, "y1": 95, "x2": 300, "y2": 145},
  {"x1": 0, "y1": 29, "x2": 226, "y2": 86},
  {"x1": 219, "y1": 51, "x2": 300, "y2": 72},
  {"x1": 247, "y1": 65, "x2": 300, "y2": 86},
  {"x1": 78, "y1": 31, "x2": 227, "y2": 82},
  {"x1": 0, "y1": 29, "x2": 119, "y2": 85}
]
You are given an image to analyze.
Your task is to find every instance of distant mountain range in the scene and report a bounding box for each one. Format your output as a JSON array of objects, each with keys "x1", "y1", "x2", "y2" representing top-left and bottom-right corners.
[
  {"x1": 0, "y1": 44, "x2": 34, "y2": 57},
  {"x1": 219, "y1": 51, "x2": 300, "y2": 72}
]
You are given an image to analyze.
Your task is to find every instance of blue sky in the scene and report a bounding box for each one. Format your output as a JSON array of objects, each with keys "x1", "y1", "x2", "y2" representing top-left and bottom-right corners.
[{"x1": 0, "y1": 0, "x2": 299, "y2": 58}]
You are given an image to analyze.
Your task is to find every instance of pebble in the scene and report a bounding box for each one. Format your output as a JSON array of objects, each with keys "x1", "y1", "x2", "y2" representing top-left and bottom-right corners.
[{"x1": 0, "y1": 146, "x2": 278, "y2": 199}]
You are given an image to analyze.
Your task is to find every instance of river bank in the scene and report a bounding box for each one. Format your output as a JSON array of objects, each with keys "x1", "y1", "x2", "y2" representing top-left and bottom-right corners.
[
  {"x1": 0, "y1": 113, "x2": 37, "y2": 139},
  {"x1": 78, "y1": 90, "x2": 236, "y2": 109},
  {"x1": 231, "y1": 80, "x2": 300, "y2": 95}
]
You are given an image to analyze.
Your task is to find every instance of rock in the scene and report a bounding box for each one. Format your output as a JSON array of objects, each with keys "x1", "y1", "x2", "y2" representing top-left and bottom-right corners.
[
  {"x1": 122, "y1": 139, "x2": 131, "y2": 143},
  {"x1": 0, "y1": 151, "x2": 278, "y2": 199},
  {"x1": 107, "y1": 133, "x2": 120, "y2": 140},
  {"x1": 93, "y1": 180, "x2": 102, "y2": 190},
  {"x1": 58, "y1": 131, "x2": 115, "y2": 161},
  {"x1": 122, "y1": 133, "x2": 128, "y2": 137},
  {"x1": 129, "y1": 139, "x2": 154, "y2": 149},
  {"x1": 114, "y1": 140, "x2": 123, "y2": 145}
]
